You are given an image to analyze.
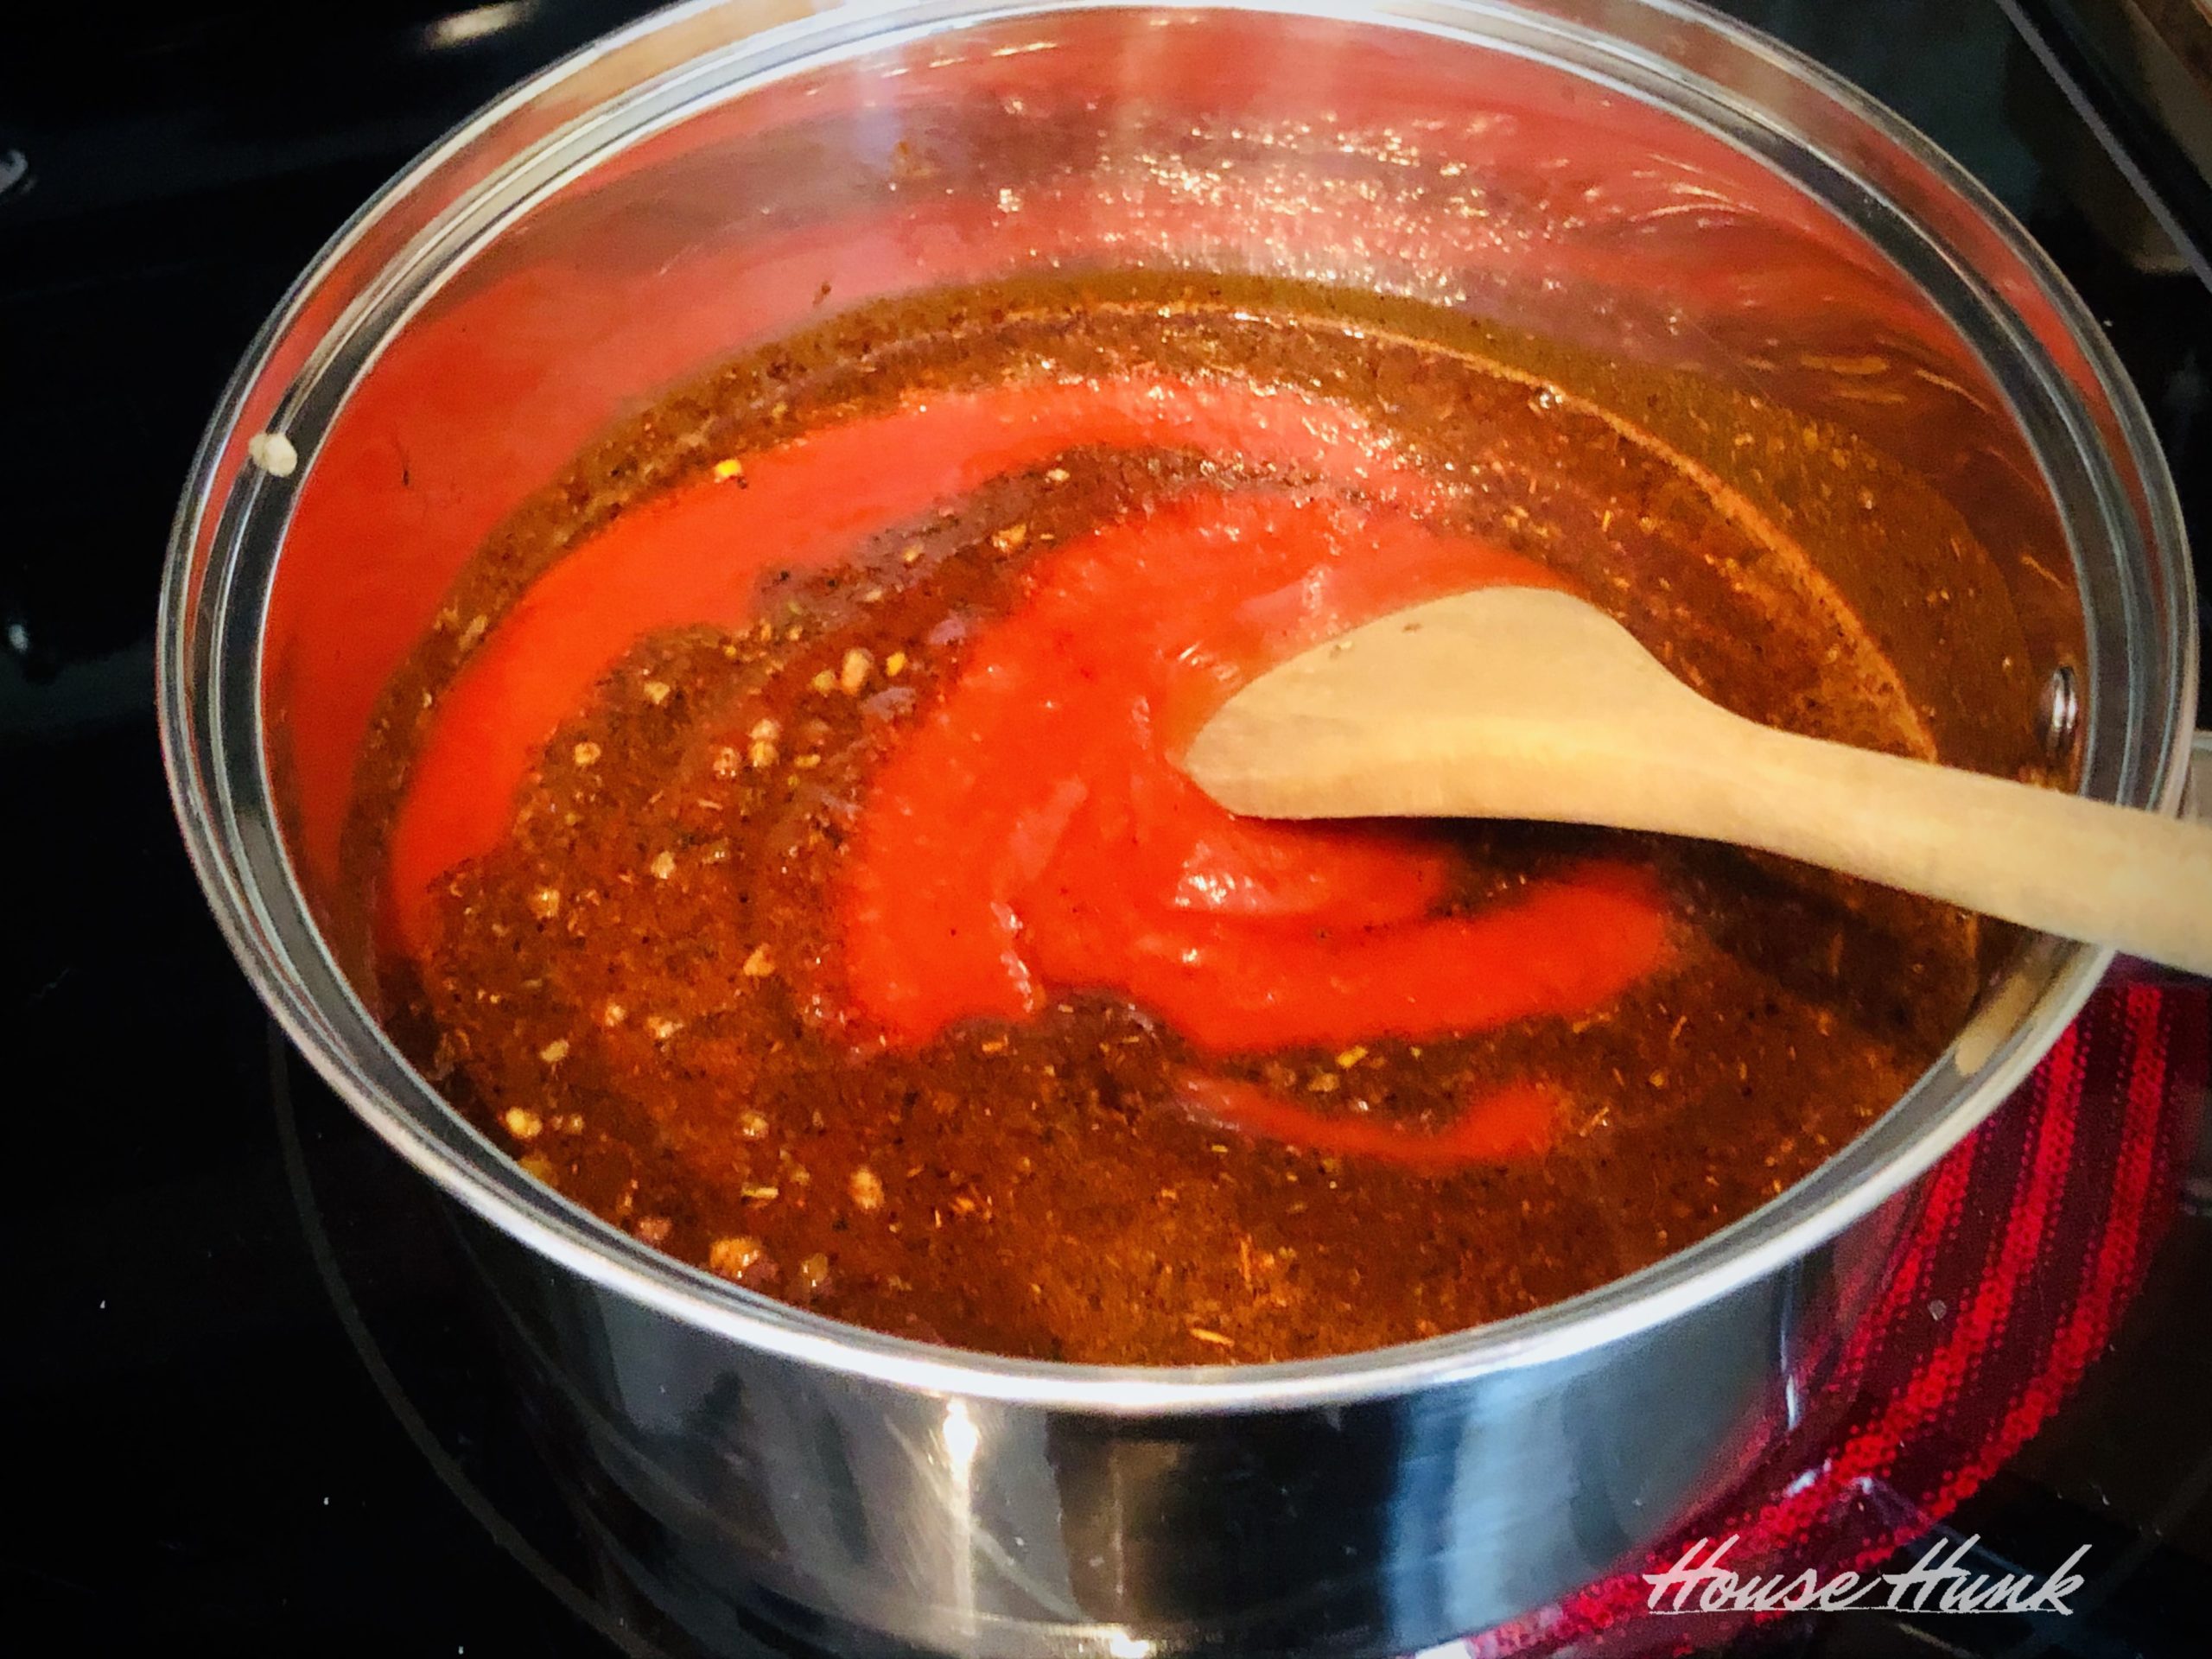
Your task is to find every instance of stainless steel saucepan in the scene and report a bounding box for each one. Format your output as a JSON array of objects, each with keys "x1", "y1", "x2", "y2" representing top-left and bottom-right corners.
[{"x1": 161, "y1": 3, "x2": 2199, "y2": 1653}]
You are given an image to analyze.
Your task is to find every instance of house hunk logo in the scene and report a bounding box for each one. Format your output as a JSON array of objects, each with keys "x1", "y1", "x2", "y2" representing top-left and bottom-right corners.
[{"x1": 1641, "y1": 1533, "x2": 2089, "y2": 1617}]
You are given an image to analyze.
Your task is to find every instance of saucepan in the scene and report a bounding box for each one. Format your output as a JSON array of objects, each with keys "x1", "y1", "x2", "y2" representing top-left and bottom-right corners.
[{"x1": 160, "y1": 1, "x2": 2199, "y2": 1653}]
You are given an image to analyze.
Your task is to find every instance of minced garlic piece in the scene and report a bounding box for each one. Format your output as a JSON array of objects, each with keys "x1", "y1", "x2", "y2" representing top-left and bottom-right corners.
[
  {"x1": 502, "y1": 1107, "x2": 544, "y2": 1141},
  {"x1": 648, "y1": 850, "x2": 677, "y2": 881},
  {"x1": 839, "y1": 647, "x2": 873, "y2": 694},
  {"x1": 741, "y1": 944, "x2": 776, "y2": 978},
  {"x1": 712, "y1": 457, "x2": 746, "y2": 481},
  {"x1": 708, "y1": 1236, "x2": 765, "y2": 1279},
  {"x1": 571, "y1": 741, "x2": 602, "y2": 768},
  {"x1": 643, "y1": 679, "x2": 672, "y2": 705},
  {"x1": 537, "y1": 1039, "x2": 570, "y2": 1065},
  {"x1": 849, "y1": 1166, "x2": 885, "y2": 1212},
  {"x1": 246, "y1": 431, "x2": 298, "y2": 477}
]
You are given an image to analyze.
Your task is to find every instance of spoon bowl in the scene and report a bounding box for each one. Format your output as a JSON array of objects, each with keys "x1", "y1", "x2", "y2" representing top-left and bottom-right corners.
[{"x1": 1185, "y1": 587, "x2": 2212, "y2": 976}]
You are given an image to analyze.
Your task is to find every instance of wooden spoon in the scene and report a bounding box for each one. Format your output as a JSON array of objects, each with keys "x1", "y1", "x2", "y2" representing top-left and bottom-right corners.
[{"x1": 1182, "y1": 588, "x2": 2212, "y2": 976}]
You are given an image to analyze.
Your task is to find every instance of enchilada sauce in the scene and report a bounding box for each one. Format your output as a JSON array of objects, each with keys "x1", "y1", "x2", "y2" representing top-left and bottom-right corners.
[{"x1": 358, "y1": 276, "x2": 1989, "y2": 1363}]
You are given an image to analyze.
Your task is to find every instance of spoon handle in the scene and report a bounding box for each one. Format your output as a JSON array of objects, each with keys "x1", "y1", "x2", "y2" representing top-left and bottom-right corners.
[{"x1": 1702, "y1": 722, "x2": 2212, "y2": 976}]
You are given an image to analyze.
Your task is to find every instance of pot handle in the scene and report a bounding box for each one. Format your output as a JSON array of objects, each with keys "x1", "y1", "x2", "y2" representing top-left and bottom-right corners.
[{"x1": 2190, "y1": 730, "x2": 2212, "y2": 825}]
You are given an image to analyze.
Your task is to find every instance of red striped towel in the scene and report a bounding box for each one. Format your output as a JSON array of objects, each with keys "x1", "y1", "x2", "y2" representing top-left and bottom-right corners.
[{"x1": 1446, "y1": 976, "x2": 2209, "y2": 1657}]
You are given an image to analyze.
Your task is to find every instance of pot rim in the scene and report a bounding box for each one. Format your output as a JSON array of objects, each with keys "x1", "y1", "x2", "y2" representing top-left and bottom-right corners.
[{"x1": 159, "y1": 0, "x2": 2197, "y2": 1413}]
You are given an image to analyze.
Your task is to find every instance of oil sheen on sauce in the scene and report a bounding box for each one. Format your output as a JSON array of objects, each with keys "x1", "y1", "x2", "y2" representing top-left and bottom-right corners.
[{"x1": 356, "y1": 275, "x2": 1986, "y2": 1363}]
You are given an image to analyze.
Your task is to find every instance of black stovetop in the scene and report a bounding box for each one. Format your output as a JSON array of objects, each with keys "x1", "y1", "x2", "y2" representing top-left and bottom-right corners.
[{"x1": 5, "y1": 3, "x2": 2211, "y2": 1655}]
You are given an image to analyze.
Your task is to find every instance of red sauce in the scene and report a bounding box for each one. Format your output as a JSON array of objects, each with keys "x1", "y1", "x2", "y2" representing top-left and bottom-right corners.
[
  {"x1": 354, "y1": 277, "x2": 1986, "y2": 1363},
  {"x1": 1177, "y1": 1076, "x2": 1562, "y2": 1165},
  {"x1": 839, "y1": 489, "x2": 1668, "y2": 1057},
  {"x1": 389, "y1": 374, "x2": 1668, "y2": 1167},
  {"x1": 391, "y1": 382, "x2": 1667, "y2": 1161},
  {"x1": 388, "y1": 376, "x2": 1423, "y2": 957}
]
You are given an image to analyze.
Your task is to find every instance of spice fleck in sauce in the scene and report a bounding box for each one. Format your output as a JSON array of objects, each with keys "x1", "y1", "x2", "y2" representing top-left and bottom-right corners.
[{"x1": 355, "y1": 275, "x2": 1991, "y2": 1363}]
